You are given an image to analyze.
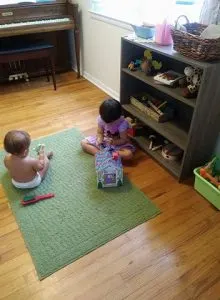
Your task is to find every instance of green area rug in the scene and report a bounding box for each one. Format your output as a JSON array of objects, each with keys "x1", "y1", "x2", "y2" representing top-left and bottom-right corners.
[{"x1": 0, "y1": 128, "x2": 160, "y2": 280}]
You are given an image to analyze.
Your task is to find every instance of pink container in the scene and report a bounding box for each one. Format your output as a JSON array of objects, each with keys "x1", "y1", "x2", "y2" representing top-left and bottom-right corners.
[{"x1": 155, "y1": 21, "x2": 173, "y2": 46}]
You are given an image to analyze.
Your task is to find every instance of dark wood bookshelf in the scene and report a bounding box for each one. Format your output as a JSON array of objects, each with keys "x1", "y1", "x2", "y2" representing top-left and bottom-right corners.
[{"x1": 120, "y1": 37, "x2": 220, "y2": 180}]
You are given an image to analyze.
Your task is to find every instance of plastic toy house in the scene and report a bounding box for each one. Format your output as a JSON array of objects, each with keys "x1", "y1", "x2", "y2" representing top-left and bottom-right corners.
[{"x1": 95, "y1": 147, "x2": 123, "y2": 188}]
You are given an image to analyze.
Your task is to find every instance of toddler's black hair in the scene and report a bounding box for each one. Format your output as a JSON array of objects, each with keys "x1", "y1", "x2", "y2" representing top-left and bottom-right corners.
[{"x1": 99, "y1": 98, "x2": 122, "y2": 123}]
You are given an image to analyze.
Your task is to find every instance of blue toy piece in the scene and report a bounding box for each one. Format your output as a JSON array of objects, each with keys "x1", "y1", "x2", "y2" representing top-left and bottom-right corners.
[
  {"x1": 95, "y1": 145, "x2": 123, "y2": 188},
  {"x1": 128, "y1": 59, "x2": 141, "y2": 71}
]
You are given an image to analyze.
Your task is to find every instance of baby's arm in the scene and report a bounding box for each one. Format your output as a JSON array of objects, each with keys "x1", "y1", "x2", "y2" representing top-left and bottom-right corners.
[
  {"x1": 31, "y1": 146, "x2": 45, "y2": 171},
  {"x1": 31, "y1": 158, "x2": 44, "y2": 171},
  {"x1": 4, "y1": 155, "x2": 10, "y2": 169}
]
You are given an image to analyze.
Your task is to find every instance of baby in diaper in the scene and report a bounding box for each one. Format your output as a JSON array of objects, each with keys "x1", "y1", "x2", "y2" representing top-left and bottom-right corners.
[{"x1": 3, "y1": 130, "x2": 53, "y2": 189}]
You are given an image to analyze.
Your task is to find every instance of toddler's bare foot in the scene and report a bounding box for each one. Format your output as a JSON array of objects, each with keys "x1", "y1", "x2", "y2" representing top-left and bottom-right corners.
[{"x1": 47, "y1": 151, "x2": 53, "y2": 159}]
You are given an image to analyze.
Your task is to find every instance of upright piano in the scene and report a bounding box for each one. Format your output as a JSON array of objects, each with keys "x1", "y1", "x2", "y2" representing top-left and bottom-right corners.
[{"x1": 0, "y1": 0, "x2": 80, "y2": 79}]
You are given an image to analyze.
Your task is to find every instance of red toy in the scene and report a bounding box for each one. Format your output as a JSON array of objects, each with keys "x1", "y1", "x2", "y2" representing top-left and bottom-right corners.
[
  {"x1": 21, "y1": 193, "x2": 55, "y2": 206},
  {"x1": 112, "y1": 152, "x2": 119, "y2": 160},
  {"x1": 200, "y1": 168, "x2": 220, "y2": 189}
]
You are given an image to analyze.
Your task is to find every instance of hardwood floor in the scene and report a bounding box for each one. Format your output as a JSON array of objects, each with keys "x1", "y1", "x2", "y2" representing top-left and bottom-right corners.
[{"x1": 0, "y1": 73, "x2": 220, "y2": 300}]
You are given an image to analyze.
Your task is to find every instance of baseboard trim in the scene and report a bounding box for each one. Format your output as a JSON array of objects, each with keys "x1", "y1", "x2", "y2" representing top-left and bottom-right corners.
[
  {"x1": 71, "y1": 67, "x2": 119, "y2": 100},
  {"x1": 83, "y1": 71, "x2": 119, "y2": 100}
]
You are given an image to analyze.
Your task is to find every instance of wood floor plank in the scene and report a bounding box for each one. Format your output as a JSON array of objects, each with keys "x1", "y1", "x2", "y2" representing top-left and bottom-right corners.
[{"x1": 0, "y1": 72, "x2": 220, "y2": 300}]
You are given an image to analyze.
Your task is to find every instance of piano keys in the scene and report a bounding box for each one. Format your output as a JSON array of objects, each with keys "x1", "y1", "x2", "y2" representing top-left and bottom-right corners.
[
  {"x1": 0, "y1": 0, "x2": 80, "y2": 78},
  {"x1": 0, "y1": 17, "x2": 74, "y2": 37}
]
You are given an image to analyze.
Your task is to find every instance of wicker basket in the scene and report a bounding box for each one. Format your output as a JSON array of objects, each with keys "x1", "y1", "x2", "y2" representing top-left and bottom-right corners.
[{"x1": 171, "y1": 15, "x2": 220, "y2": 61}]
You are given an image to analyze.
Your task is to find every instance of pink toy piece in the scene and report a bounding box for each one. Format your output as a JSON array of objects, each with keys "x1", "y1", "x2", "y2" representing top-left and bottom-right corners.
[{"x1": 112, "y1": 152, "x2": 119, "y2": 160}]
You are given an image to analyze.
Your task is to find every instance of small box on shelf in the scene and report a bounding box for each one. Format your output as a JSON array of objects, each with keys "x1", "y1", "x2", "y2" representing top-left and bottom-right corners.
[
  {"x1": 130, "y1": 93, "x2": 174, "y2": 123},
  {"x1": 154, "y1": 70, "x2": 185, "y2": 87}
]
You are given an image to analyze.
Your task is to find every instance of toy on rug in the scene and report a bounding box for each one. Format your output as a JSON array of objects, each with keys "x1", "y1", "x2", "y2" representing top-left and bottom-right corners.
[
  {"x1": 95, "y1": 145, "x2": 123, "y2": 188},
  {"x1": 182, "y1": 66, "x2": 202, "y2": 98},
  {"x1": 200, "y1": 156, "x2": 220, "y2": 189},
  {"x1": 21, "y1": 193, "x2": 55, "y2": 206}
]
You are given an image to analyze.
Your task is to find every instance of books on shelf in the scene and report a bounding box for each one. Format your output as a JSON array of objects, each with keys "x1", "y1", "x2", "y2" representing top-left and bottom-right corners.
[{"x1": 154, "y1": 70, "x2": 185, "y2": 86}]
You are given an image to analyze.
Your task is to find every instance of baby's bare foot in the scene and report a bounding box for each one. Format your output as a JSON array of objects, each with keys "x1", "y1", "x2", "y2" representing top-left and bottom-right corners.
[{"x1": 47, "y1": 151, "x2": 53, "y2": 159}]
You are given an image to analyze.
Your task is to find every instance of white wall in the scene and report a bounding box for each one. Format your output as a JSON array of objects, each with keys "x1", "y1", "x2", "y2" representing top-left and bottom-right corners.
[{"x1": 72, "y1": 0, "x2": 130, "y2": 99}]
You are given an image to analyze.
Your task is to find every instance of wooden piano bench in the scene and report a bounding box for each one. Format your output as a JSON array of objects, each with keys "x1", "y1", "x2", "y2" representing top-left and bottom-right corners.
[{"x1": 0, "y1": 41, "x2": 56, "y2": 90}]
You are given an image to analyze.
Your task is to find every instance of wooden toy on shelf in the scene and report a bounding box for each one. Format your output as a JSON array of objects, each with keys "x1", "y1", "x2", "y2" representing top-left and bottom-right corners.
[
  {"x1": 128, "y1": 59, "x2": 141, "y2": 71},
  {"x1": 130, "y1": 93, "x2": 174, "y2": 123},
  {"x1": 126, "y1": 117, "x2": 136, "y2": 137},
  {"x1": 142, "y1": 49, "x2": 162, "y2": 76},
  {"x1": 141, "y1": 58, "x2": 151, "y2": 74},
  {"x1": 95, "y1": 146, "x2": 123, "y2": 188},
  {"x1": 126, "y1": 117, "x2": 143, "y2": 137},
  {"x1": 148, "y1": 134, "x2": 164, "y2": 151},
  {"x1": 162, "y1": 143, "x2": 183, "y2": 161},
  {"x1": 128, "y1": 50, "x2": 162, "y2": 75}
]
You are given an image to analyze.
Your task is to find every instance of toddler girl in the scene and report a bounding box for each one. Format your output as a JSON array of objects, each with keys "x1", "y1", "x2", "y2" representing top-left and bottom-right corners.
[{"x1": 81, "y1": 98, "x2": 135, "y2": 160}]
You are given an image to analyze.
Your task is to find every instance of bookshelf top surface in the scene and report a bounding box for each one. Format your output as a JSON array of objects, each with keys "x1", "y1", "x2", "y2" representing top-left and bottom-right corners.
[{"x1": 122, "y1": 36, "x2": 220, "y2": 69}]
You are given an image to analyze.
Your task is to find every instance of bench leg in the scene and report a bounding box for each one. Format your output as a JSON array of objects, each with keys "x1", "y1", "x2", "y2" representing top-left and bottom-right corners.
[
  {"x1": 44, "y1": 58, "x2": 50, "y2": 82},
  {"x1": 49, "y1": 57, "x2": 56, "y2": 91}
]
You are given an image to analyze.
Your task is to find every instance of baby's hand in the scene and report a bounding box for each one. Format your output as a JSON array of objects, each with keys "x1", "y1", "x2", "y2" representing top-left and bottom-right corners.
[
  {"x1": 34, "y1": 143, "x2": 45, "y2": 155},
  {"x1": 38, "y1": 145, "x2": 45, "y2": 161},
  {"x1": 39, "y1": 144, "x2": 45, "y2": 154},
  {"x1": 38, "y1": 160, "x2": 45, "y2": 170}
]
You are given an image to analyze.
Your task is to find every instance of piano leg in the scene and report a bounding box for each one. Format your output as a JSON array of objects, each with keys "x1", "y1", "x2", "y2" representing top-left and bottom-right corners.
[
  {"x1": 44, "y1": 58, "x2": 50, "y2": 82},
  {"x1": 49, "y1": 57, "x2": 56, "y2": 91},
  {"x1": 74, "y1": 28, "x2": 80, "y2": 79}
]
